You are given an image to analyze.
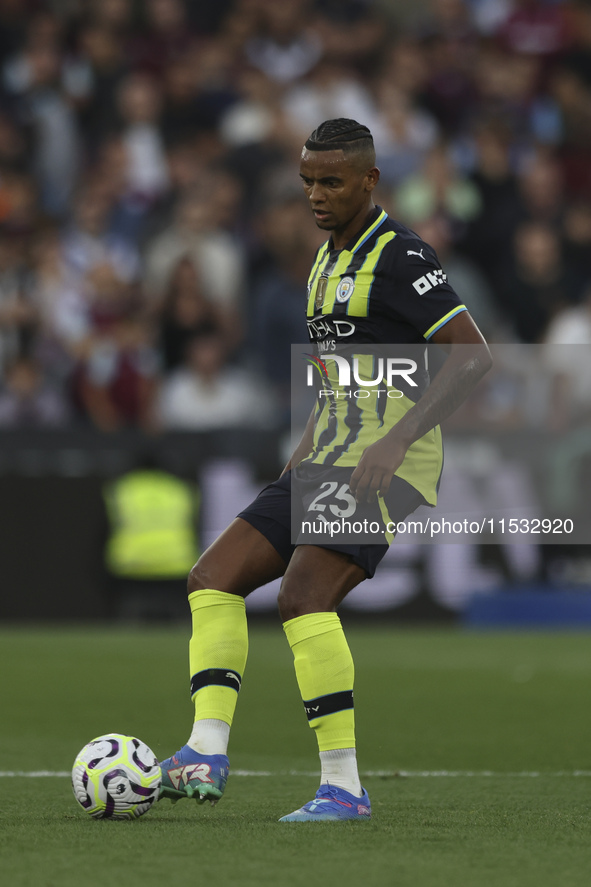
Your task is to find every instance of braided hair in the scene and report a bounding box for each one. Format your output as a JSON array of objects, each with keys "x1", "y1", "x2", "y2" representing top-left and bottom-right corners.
[{"x1": 304, "y1": 119, "x2": 375, "y2": 165}]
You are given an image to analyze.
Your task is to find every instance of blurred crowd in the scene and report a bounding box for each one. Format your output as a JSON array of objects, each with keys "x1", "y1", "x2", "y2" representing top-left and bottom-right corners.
[{"x1": 0, "y1": 0, "x2": 590, "y2": 433}]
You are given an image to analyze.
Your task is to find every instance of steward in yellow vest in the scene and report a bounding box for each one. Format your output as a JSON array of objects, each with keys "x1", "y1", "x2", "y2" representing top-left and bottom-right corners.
[{"x1": 103, "y1": 469, "x2": 200, "y2": 580}]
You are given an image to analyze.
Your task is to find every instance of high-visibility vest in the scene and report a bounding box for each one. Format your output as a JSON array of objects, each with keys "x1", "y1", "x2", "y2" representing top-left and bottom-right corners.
[{"x1": 103, "y1": 470, "x2": 200, "y2": 579}]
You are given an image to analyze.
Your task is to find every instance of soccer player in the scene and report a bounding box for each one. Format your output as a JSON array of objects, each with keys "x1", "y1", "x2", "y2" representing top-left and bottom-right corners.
[{"x1": 159, "y1": 119, "x2": 491, "y2": 821}]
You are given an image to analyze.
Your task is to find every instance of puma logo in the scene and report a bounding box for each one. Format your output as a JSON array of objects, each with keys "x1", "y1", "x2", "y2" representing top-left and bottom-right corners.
[
  {"x1": 226, "y1": 671, "x2": 241, "y2": 689},
  {"x1": 407, "y1": 249, "x2": 425, "y2": 259}
]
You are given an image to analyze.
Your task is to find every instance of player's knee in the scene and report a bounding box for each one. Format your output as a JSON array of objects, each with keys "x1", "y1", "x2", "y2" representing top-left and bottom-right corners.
[
  {"x1": 277, "y1": 580, "x2": 322, "y2": 622},
  {"x1": 187, "y1": 552, "x2": 250, "y2": 597},
  {"x1": 187, "y1": 557, "x2": 213, "y2": 594},
  {"x1": 277, "y1": 584, "x2": 301, "y2": 622}
]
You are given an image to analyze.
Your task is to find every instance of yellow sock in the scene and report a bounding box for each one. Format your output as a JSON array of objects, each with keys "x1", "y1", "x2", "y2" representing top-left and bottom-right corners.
[
  {"x1": 283, "y1": 612, "x2": 355, "y2": 752},
  {"x1": 189, "y1": 589, "x2": 248, "y2": 727}
]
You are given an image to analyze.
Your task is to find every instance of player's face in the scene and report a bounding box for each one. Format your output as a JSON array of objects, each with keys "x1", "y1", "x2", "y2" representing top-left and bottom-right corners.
[{"x1": 299, "y1": 149, "x2": 379, "y2": 248}]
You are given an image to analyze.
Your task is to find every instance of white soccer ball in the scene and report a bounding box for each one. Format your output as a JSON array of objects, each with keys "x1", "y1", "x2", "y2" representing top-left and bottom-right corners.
[{"x1": 72, "y1": 733, "x2": 162, "y2": 819}]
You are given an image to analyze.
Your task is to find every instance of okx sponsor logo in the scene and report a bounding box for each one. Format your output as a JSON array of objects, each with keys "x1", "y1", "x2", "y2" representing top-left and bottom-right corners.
[{"x1": 412, "y1": 269, "x2": 447, "y2": 295}]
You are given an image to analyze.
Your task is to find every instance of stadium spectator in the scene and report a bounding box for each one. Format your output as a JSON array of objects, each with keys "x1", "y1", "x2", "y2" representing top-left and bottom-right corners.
[
  {"x1": 74, "y1": 22, "x2": 130, "y2": 152},
  {"x1": 0, "y1": 171, "x2": 39, "y2": 242},
  {"x1": 0, "y1": 232, "x2": 35, "y2": 378},
  {"x1": 372, "y1": 80, "x2": 440, "y2": 186},
  {"x1": 243, "y1": 0, "x2": 323, "y2": 85},
  {"x1": 472, "y1": 45, "x2": 546, "y2": 146},
  {"x1": 282, "y1": 59, "x2": 382, "y2": 143},
  {"x1": 377, "y1": 39, "x2": 430, "y2": 105},
  {"x1": 250, "y1": 191, "x2": 320, "y2": 406},
  {"x1": 468, "y1": 0, "x2": 513, "y2": 36},
  {"x1": 61, "y1": 182, "x2": 141, "y2": 285},
  {"x1": 543, "y1": 285, "x2": 591, "y2": 428},
  {"x1": 158, "y1": 254, "x2": 235, "y2": 371},
  {"x1": 0, "y1": 112, "x2": 31, "y2": 174},
  {"x1": 74, "y1": 314, "x2": 160, "y2": 432},
  {"x1": 393, "y1": 141, "x2": 482, "y2": 232},
  {"x1": 159, "y1": 55, "x2": 206, "y2": 145},
  {"x1": 126, "y1": 0, "x2": 196, "y2": 77},
  {"x1": 143, "y1": 180, "x2": 245, "y2": 315},
  {"x1": 497, "y1": 0, "x2": 571, "y2": 59},
  {"x1": 156, "y1": 329, "x2": 273, "y2": 430},
  {"x1": 548, "y1": 62, "x2": 591, "y2": 199},
  {"x1": 219, "y1": 66, "x2": 282, "y2": 150},
  {"x1": 114, "y1": 72, "x2": 170, "y2": 205},
  {"x1": 560, "y1": 0, "x2": 591, "y2": 89},
  {"x1": 502, "y1": 221, "x2": 573, "y2": 343},
  {"x1": 88, "y1": 0, "x2": 134, "y2": 35},
  {"x1": 0, "y1": 0, "x2": 33, "y2": 68},
  {"x1": 517, "y1": 149, "x2": 565, "y2": 228},
  {"x1": 462, "y1": 120, "x2": 522, "y2": 293},
  {"x1": 2, "y1": 15, "x2": 80, "y2": 216},
  {"x1": 25, "y1": 225, "x2": 86, "y2": 380},
  {"x1": 187, "y1": 37, "x2": 241, "y2": 131},
  {"x1": 0, "y1": 355, "x2": 70, "y2": 427},
  {"x1": 561, "y1": 200, "x2": 591, "y2": 299},
  {"x1": 419, "y1": 2, "x2": 479, "y2": 135},
  {"x1": 312, "y1": 0, "x2": 385, "y2": 68}
]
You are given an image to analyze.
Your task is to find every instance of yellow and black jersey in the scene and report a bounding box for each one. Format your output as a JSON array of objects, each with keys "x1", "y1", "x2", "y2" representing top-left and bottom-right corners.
[
  {"x1": 303, "y1": 206, "x2": 467, "y2": 505},
  {"x1": 306, "y1": 206, "x2": 466, "y2": 346}
]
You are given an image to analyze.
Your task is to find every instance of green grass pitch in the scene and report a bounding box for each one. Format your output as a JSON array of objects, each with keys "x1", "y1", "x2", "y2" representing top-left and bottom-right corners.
[{"x1": 1, "y1": 624, "x2": 590, "y2": 887}]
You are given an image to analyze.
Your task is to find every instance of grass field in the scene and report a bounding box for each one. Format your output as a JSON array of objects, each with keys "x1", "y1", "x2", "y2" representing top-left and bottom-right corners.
[{"x1": 1, "y1": 624, "x2": 590, "y2": 887}]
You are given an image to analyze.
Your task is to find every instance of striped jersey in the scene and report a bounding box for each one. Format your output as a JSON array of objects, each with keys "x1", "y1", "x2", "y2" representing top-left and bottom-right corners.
[{"x1": 303, "y1": 206, "x2": 467, "y2": 505}]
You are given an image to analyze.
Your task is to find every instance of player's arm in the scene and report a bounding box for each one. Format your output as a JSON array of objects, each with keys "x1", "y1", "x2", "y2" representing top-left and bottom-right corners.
[
  {"x1": 349, "y1": 311, "x2": 492, "y2": 503},
  {"x1": 280, "y1": 406, "x2": 315, "y2": 476}
]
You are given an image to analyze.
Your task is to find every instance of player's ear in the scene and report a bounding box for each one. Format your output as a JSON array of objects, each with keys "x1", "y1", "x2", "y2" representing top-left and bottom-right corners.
[{"x1": 365, "y1": 166, "x2": 380, "y2": 192}]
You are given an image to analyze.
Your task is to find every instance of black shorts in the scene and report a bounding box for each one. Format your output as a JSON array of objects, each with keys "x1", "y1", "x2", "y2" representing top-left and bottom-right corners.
[{"x1": 237, "y1": 464, "x2": 425, "y2": 578}]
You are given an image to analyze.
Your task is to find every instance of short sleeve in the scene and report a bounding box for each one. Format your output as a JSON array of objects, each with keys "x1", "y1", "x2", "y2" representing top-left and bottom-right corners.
[{"x1": 383, "y1": 237, "x2": 467, "y2": 339}]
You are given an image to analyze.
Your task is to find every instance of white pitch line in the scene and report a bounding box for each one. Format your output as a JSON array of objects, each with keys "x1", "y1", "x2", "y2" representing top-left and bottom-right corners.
[
  {"x1": 1, "y1": 770, "x2": 591, "y2": 779},
  {"x1": 0, "y1": 771, "x2": 72, "y2": 778}
]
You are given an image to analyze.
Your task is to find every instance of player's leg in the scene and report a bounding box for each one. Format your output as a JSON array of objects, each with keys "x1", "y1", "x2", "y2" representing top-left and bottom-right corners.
[
  {"x1": 186, "y1": 518, "x2": 286, "y2": 753},
  {"x1": 160, "y1": 517, "x2": 287, "y2": 804},
  {"x1": 277, "y1": 546, "x2": 372, "y2": 821}
]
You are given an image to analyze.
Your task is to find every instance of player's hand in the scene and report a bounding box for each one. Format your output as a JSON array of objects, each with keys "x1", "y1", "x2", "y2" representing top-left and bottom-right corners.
[{"x1": 349, "y1": 435, "x2": 408, "y2": 504}]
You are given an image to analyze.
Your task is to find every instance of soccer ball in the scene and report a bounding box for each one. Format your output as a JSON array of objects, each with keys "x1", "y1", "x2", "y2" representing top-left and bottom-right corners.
[{"x1": 72, "y1": 733, "x2": 162, "y2": 820}]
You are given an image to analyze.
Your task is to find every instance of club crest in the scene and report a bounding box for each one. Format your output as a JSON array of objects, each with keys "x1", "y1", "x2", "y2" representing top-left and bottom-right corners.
[{"x1": 335, "y1": 276, "x2": 355, "y2": 303}]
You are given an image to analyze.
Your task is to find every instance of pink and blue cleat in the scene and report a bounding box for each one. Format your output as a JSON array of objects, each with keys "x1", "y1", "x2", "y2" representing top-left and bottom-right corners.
[
  {"x1": 159, "y1": 745, "x2": 229, "y2": 805},
  {"x1": 279, "y1": 784, "x2": 371, "y2": 822}
]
